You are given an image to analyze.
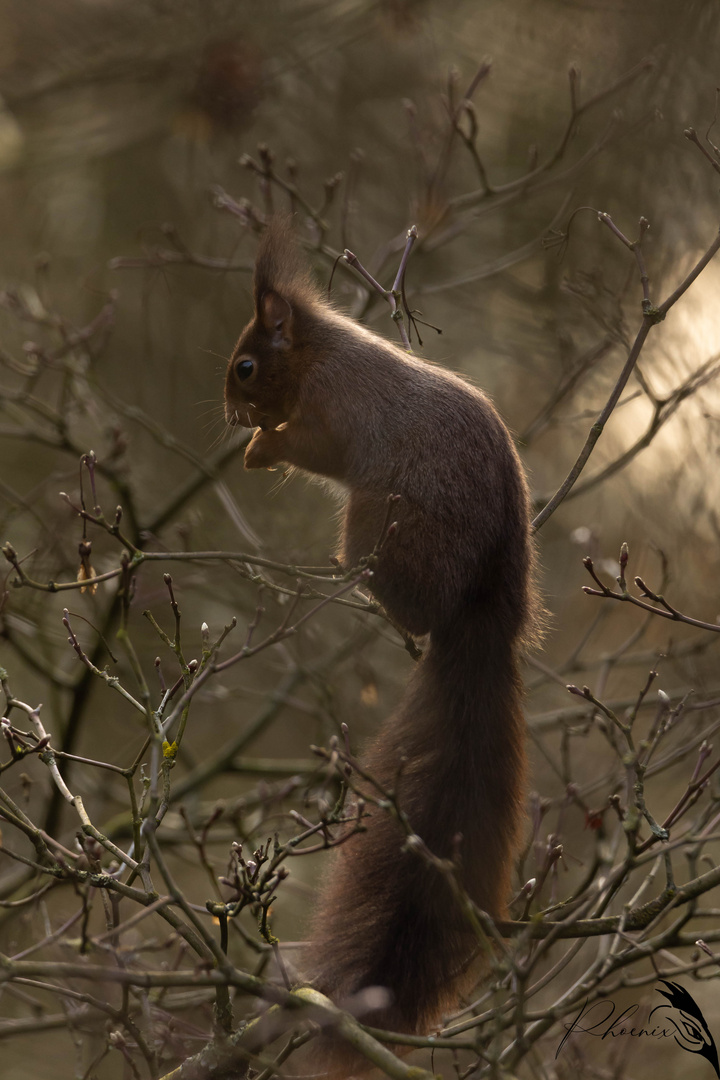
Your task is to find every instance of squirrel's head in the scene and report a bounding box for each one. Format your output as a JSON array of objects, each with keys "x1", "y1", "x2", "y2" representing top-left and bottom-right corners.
[{"x1": 224, "y1": 219, "x2": 321, "y2": 431}]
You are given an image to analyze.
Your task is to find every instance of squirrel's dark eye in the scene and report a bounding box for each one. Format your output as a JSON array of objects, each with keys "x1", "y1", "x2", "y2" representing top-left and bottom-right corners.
[{"x1": 234, "y1": 357, "x2": 256, "y2": 382}]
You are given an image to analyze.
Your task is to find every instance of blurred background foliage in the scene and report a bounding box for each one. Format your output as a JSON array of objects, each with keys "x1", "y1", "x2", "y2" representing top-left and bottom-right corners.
[{"x1": 1, "y1": 1, "x2": 720, "y2": 1077}]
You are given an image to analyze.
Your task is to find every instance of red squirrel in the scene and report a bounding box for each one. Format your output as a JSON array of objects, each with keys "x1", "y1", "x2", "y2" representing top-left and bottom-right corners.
[{"x1": 224, "y1": 220, "x2": 537, "y2": 1070}]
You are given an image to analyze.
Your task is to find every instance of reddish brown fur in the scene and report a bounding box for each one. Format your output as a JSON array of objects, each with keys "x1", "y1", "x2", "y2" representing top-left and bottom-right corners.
[{"x1": 224, "y1": 221, "x2": 538, "y2": 1076}]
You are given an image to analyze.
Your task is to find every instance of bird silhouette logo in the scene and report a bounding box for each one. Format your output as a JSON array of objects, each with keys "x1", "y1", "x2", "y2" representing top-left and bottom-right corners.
[{"x1": 650, "y1": 980, "x2": 720, "y2": 1078}]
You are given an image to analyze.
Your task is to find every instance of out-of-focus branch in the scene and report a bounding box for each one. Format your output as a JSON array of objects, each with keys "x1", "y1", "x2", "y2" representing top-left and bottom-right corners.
[{"x1": 532, "y1": 219, "x2": 720, "y2": 530}]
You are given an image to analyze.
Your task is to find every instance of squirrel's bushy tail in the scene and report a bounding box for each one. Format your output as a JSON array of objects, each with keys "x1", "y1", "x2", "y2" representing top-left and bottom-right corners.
[{"x1": 303, "y1": 601, "x2": 527, "y2": 1071}]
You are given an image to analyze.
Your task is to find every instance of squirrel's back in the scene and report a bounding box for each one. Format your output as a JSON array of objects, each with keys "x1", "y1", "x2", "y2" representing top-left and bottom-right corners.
[{"x1": 272, "y1": 301, "x2": 535, "y2": 636}]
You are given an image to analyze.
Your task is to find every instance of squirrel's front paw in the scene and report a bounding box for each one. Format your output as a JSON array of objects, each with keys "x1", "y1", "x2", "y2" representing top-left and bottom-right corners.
[{"x1": 244, "y1": 428, "x2": 282, "y2": 470}]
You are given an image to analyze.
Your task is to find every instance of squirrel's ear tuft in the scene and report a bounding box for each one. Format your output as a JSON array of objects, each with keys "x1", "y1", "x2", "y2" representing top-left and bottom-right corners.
[
  {"x1": 259, "y1": 289, "x2": 293, "y2": 348},
  {"x1": 253, "y1": 216, "x2": 317, "y2": 312}
]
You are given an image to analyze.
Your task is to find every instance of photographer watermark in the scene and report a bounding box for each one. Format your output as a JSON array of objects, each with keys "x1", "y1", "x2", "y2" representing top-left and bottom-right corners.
[{"x1": 556, "y1": 980, "x2": 719, "y2": 1076}]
